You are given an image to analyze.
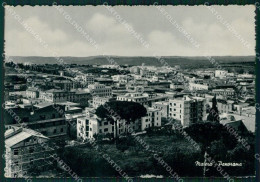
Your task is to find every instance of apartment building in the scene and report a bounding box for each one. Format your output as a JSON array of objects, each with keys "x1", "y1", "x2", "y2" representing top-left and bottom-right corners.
[
  {"x1": 141, "y1": 107, "x2": 161, "y2": 130},
  {"x1": 77, "y1": 115, "x2": 100, "y2": 140},
  {"x1": 82, "y1": 74, "x2": 95, "y2": 86},
  {"x1": 112, "y1": 75, "x2": 128, "y2": 82},
  {"x1": 26, "y1": 87, "x2": 39, "y2": 99},
  {"x1": 169, "y1": 96, "x2": 206, "y2": 127},
  {"x1": 117, "y1": 92, "x2": 149, "y2": 105},
  {"x1": 152, "y1": 101, "x2": 169, "y2": 118},
  {"x1": 5, "y1": 126, "x2": 55, "y2": 177},
  {"x1": 189, "y1": 83, "x2": 209, "y2": 91},
  {"x1": 212, "y1": 88, "x2": 235, "y2": 97},
  {"x1": 215, "y1": 70, "x2": 228, "y2": 78},
  {"x1": 75, "y1": 74, "x2": 94, "y2": 86},
  {"x1": 39, "y1": 89, "x2": 74, "y2": 103},
  {"x1": 4, "y1": 104, "x2": 67, "y2": 138},
  {"x1": 52, "y1": 80, "x2": 74, "y2": 91},
  {"x1": 88, "y1": 83, "x2": 112, "y2": 97},
  {"x1": 39, "y1": 89, "x2": 90, "y2": 103}
]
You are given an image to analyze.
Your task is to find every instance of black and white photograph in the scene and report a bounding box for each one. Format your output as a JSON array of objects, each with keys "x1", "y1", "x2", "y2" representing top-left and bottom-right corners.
[{"x1": 2, "y1": 3, "x2": 257, "y2": 181}]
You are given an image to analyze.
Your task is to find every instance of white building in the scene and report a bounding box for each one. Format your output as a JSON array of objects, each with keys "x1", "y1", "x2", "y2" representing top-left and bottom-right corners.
[
  {"x1": 112, "y1": 75, "x2": 128, "y2": 82},
  {"x1": 215, "y1": 70, "x2": 228, "y2": 78},
  {"x1": 212, "y1": 88, "x2": 235, "y2": 97},
  {"x1": 26, "y1": 87, "x2": 39, "y2": 99},
  {"x1": 152, "y1": 101, "x2": 169, "y2": 118},
  {"x1": 170, "y1": 83, "x2": 184, "y2": 90},
  {"x1": 92, "y1": 97, "x2": 111, "y2": 109},
  {"x1": 169, "y1": 96, "x2": 206, "y2": 127},
  {"x1": 77, "y1": 115, "x2": 100, "y2": 140},
  {"x1": 189, "y1": 83, "x2": 208, "y2": 91},
  {"x1": 141, "y1": 107, "x2": 161, "y2": 130},
  {"x1": 75, "y1": 74, "x2": 94, "y2": 86},
  {"x1": 77, "y1": 115, "x2": 140, "y2": 140},
  {"x1": 117, "y1": 92, "x2": 149, "y2": 105},
  {"x1": 88, "y1": 83, "x2": 112, "y2": 97}
]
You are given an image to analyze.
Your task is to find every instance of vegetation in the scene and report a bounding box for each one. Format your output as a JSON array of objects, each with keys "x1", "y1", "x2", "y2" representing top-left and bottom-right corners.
[
  {"x1": 57, "y1": 121, "x2": 255, "y2": 177},
  {"x1": 185, "y1": 121, "x2": 255, "y2": 176},
  {"x1": 207, "y1": 95, "x2": 220, "y2": 123}
]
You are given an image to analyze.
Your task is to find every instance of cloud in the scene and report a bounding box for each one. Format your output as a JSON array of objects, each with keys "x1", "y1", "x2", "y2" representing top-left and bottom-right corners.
[{"x1": 4, "y1": 6, "x2": 255, "y2": 57}]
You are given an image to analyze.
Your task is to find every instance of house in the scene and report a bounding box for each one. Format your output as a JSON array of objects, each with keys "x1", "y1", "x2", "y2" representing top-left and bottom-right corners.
[
  {"x1": 4, "y1": 104, "x2": 67, "y2": 138},
  {"x1": 4, "y1": 126, "x2": 55, "y2": 177}
]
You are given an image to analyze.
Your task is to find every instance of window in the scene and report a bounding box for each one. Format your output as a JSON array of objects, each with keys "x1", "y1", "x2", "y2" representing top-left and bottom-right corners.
[
  {"x1": 29, "y1": 147, "x2": 34, "y2": 153},
  {"x1": 104, "y1": 122, "x2": 108, "y2": 125},
  {"x1": 14, "y1": 161, "x2": 19, "y2": 166},
  {"x1": 104, "y1": 128, "x2": 108, "y2": 132},
  {"x1": 13, "y1": 149, "x2": 18, "y2": 156},
  {"x1": 60, "y1": 128, "x2": 64, "y2": 132},
  {"x1": 53, "y1": 129, "x2": 57, "y2": 134},
  {"x1": 39, "y1": 115, "x2": 46, "y2": 120}
]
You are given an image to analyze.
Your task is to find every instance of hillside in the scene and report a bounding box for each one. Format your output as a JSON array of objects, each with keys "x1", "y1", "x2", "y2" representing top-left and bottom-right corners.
[{"x1": 5, "y1": 56, "x2": 255, "y2": 69}]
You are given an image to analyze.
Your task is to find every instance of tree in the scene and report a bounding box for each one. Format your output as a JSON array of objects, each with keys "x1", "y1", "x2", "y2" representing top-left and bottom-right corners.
[
  {"x1": 96, "y1": 101, "x2": 147, "y2": 139},
  {"x1": 207, "y1": 95, "x2": 220, "y2": 123}
]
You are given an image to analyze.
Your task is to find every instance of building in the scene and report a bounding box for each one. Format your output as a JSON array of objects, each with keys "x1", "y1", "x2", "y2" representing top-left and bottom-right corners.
[
  {"x1": 39, "y1": 89, "x2": 90, "y2": 103},
  {"x1": 26, "y1": 87, "x2": 39, "y2": 99},
  {"x1": 117, "y1": 92, "x2": 149, "y2": 105},
  {"x1": 75, "y1": 74, "x2": 94, "y2": 86},
  {"x1": 169, "y1": 96, "x2": 206, "y2": 127},
  {"x1": 82, "y1": 74, "x2": 94, "y2": 86},
  {"x1": 4, "y1": 126, "x2": 55, "y2": 177},
  {"x1": 140, "y1": 69, "x2": 156, "y2": 78},
  {"x1": 152, "y1": 101, "x2": 169, "y2": 118},
  {"x1": 189, "y1": 83, "x2": 208, "y2": 91},
  {"x1": 215, "y1": 70, "x2": 228, "y2": 78},
  {"x1": 212, "y1": 88, "x2": 235, "y2": 97},
  {"x1": 170, "y1": 83, "x2": 184, "y2": 90},
  {"x1": 4, "y1": 104, "x2": 67, "y2": 138},
  {"x1": 208, "y1": 99, "x2": 233, "y2": 114},
  {"x1": 88, "y1": 83, "x2": 112, "y2": 97},
  {"x1": 112, "y1": 75, "x2": 128, "y2": 82},
  {"x1": 141, "y1": 107, "x2": 161, "y2": 130},
  {"x1": 39, "y1": 89, "x2": 74, "y2": 103},
  {"x1": 52, "y1": 80, "x2": 74, "y2": 91},
  {"x1": 77, "y1": 115, "x2": 101, "y2": 140},
  {"x1": 92, "y1": 97, "x2": 112, "y2": 109}
]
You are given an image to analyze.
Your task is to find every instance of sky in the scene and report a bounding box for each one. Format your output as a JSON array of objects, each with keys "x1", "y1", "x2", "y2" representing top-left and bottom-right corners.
[{"x1": 4, "y1": 5, "x2": 255, "y2": 57}]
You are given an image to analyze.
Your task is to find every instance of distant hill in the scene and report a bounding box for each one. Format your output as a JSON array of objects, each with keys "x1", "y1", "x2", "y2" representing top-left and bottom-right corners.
[{"x1": 5, "y1": 56, "x2": 255, "y2": 68}]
